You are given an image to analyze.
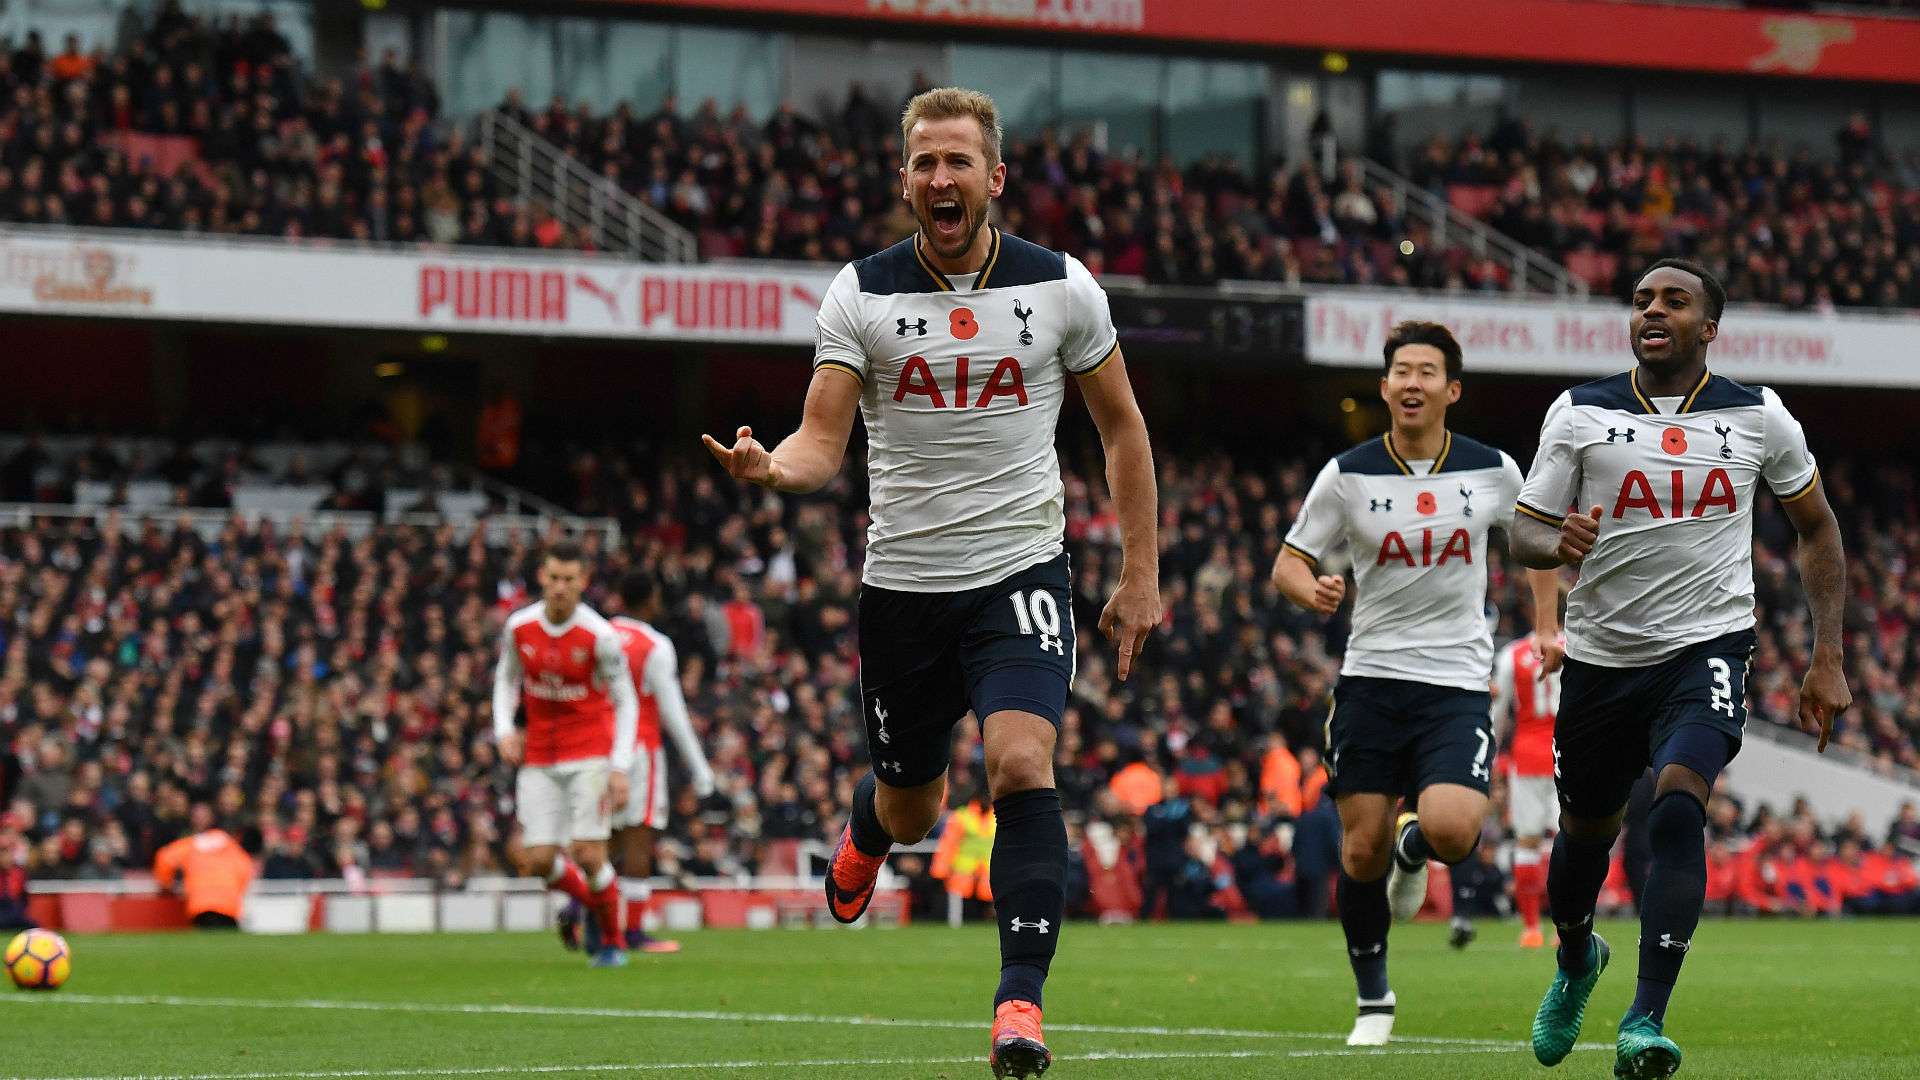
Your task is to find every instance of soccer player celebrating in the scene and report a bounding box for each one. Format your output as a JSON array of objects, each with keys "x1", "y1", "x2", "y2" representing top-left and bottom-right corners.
[
  {"x1": 1511, "y1": 260, "x2": 1850, "y2": 1078},
  {"x1": 605, "y1": 571, "x2": 716, "y2": 954},
  {"x1": 493, "y1": 542, "x2": 639, "y2": 968},
  {"x1": 1272, "y1": 321, "x2": 1557, "y2": 1046},
  {"x1": 704, "y1": 86, "x2": 1160, "y2": 1078},
  {"x1": 1492, "y1": 579, "x2": 1565, "y2": 950}
]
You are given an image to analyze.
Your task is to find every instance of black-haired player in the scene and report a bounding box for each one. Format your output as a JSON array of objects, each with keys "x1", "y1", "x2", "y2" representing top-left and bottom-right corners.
[
  {"x1": 1512, "y1": 259, "x2": 1851, "y2": 1078},
  {"x1": 1274, "y1": 320, "x2": 1558, "y2": 1045}
]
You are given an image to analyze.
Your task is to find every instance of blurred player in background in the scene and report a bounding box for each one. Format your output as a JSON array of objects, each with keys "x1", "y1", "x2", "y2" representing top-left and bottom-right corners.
[
  {"x1": 494, "y1": 542, "x2": 638, "y2": 968},
  {"x1": 705, "y1": 86, "x2": 1160, "y2": 1079},
  {"x1": 1273, "y1": 320, "x2": 1558, "y2": 1046},
  {"x1": 1492, "y1": 577, "x2": 1566, "y2": 951},
  {"x1": 604, "y1": 570, "x2": 716, "y2": 954},
  {"x1": 1512, "y1": 260, "x2": 1851, "y2": 1077}
]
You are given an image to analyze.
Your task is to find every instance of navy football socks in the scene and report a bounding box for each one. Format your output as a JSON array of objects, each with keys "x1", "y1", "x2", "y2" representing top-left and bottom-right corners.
[
  {"x1": 1338, "y1": 871, "x2": 1392, "y2": 1000},
  {"x1": 1631, "y1": 792, "x2": 1708, "y2": 1024},
  {"x1": 1549, "y1": 830, "x2": 1616, "y2": 976},
  {"x1": 991, "y1": 788, "x2": 1067, "y2": 1009},
  {"x1": 848, "y1": 772, "x2": 894, "y2": 858}
]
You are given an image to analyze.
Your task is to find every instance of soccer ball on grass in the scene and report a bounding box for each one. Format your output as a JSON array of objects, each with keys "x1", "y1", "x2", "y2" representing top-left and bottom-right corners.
[{"x1": 4, "y1": 929, "x2": 71, "y2": 990}]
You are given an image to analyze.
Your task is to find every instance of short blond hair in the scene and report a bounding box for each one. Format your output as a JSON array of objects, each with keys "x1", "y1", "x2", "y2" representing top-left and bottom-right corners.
[{"x1": 900, "y1": 87, "x2": 1003, "y2": 168}]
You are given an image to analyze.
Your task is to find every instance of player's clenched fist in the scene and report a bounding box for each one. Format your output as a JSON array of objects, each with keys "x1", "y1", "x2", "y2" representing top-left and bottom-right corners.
[
  {"x1": 1556, "y1": 505, "x2": 1603, "y2": 565},
  {"x1": 1307, "y1": 573, "x2": 1346, "y2": 615},
  {"x1": 497, "y1": 731, "x2": 523, "y2": 767},
  {"x1": 702, "y1": 425, "x2": 781, "y2": 489}
]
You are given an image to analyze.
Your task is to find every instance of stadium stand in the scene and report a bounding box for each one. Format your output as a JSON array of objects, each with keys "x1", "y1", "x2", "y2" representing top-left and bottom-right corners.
[
  {"x1": 3, "y1": 444, "x2": 1915, "y2": 921},
  {"x1": 1391, "y1": 117, "x2": 1920, "y2": 308}
]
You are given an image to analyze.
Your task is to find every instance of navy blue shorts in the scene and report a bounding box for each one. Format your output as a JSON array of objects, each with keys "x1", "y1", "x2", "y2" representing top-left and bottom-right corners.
[
  {"x1": 1323, "y1": 675, "x2": 1496, "y2": 799},
  {"x1": 1554, "y1": 629, "x2": 1754, "y2": 820},
  {"x1": 857, "y1": 553, "x2": 1074, "y2": 788}
]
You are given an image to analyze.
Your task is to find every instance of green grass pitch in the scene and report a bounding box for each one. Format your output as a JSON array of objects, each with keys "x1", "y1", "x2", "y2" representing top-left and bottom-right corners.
[{"x1": 5, "y1": 918, "x2": 1916, "y2": 1078}]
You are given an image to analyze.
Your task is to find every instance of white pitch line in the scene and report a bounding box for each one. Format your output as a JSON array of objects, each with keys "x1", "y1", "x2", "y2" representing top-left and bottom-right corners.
[
  {"x1": 41, "y1": 1045, "x2": 1564, "y2": 1080},
  {"x1": 3, "y1": 992, "x2": 1604, "y2": 1052}
]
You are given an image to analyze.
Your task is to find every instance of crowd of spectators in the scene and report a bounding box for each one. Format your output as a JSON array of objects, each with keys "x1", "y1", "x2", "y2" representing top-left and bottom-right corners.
[
  {"x1": 0, "y1": 6, "x2": 583, "y2": 251},
  {"x1": 2, "y1": 439, "x2": 1917, "y2": 926},
  {"x1": 1389, "y1": 112, "x2": 1920, "y2": 309},
  {"x1": 7, "y1": 6, "x2": 1920, "y2": 312}
]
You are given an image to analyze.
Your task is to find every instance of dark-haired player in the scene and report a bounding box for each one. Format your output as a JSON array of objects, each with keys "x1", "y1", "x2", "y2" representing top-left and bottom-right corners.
[
  {"x1": 604, "y1": 571, "x2": 715, "y2": 954},
  {"x1": 1273, "y1": 321, "x2": 1556, "y2": 1045},
  {"x1": 1512, "y1": 259, "x2": 1850, "y2": 1078},
  {"x1": 703, "y1": 86, "x2": 1160, "y2": 1078},
  {"x1": 493, "y1": 542, "x2": 638, "y2": 968}
]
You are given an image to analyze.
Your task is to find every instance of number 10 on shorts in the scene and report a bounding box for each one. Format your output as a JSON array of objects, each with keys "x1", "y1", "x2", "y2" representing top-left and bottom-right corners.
[{"x1": 1010, "y1": 590, "x2": 1065, "y2": 655}]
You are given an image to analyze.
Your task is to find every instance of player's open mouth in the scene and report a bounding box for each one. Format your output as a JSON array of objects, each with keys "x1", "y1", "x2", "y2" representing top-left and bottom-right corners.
[
  {"x1": 1640, "y1": 327, "x2": 1672, "y2": 349},
  {"x1": 929, "y1": 198, "x2": 965, "y2": 236},
  {"x1": 1399, "y1": 396, "x2": 1423, "y2": 415}
]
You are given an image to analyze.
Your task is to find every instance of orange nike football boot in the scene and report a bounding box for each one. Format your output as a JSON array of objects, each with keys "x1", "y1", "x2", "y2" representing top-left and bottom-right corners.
[
  {"x1": 989, "y1": 1000, "x2": 1052, "y2": 1078},
  {"x1": 823, "y1": 824, "x2": 885, "y2": 924}
]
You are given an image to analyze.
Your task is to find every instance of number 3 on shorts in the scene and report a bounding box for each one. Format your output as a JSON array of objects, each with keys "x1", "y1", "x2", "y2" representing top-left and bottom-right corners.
[{"x1": 1708, "y1": 657, "x2": 1734, "y2": 716}]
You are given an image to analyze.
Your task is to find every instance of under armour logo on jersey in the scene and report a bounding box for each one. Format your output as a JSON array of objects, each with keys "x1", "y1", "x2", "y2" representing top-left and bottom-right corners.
[
  {"x1": 1370, "y1": 498, "x2": 1392, "y2": 512},
  {"x1": 1656, "y1": 933, "x2": 1691, "y2": 953},
  {"x1": 879, "y1": 759, "x2": 903, "y2": 774},
  {"x1": 1038, "y1": 633, "x2": 1064, "y2": 655},
  {"x1": 873, "y1": 700, "x2": 891, "y2": 744},
  {"x1": 1713, "y1": 421, "x2": 1733, "y2": 460},
  {"x1": 1009, "y1": 917, "x2": 1051, "y2": 934},
  {"x1": 1459, "y1": 485, "x2": 1475, "y2": 517},
  {"x1": 1607, "y1": 428, "x2": 1636, "y2": 443},
  {"x1": 896, "y1": 317, "x2": 927, "y2": 337},
  {"x1": 1013, "y1": 299, "x2": 1035, "y2": 346}
]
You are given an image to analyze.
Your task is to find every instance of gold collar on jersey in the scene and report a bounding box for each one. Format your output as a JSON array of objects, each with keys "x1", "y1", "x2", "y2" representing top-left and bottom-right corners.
[
  {"x1": 1382, "y1": 430, "x2": 1453, "y2": 477},
  {"x1": 1630, "y1": 367, "x2": 1711, "y2": 414},
  {"x1": 913, "y1": 225, "x2": 1002, "y2": 293}
]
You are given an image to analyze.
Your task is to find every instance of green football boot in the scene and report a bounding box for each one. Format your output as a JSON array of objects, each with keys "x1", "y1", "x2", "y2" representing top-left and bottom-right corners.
[
  {"x1": 1613, "y1": 1011, "x2": 1682, "y2": 1078},
  {"x1": 1531, "y1": 933, "x2": 1610, "y2": 1066}
]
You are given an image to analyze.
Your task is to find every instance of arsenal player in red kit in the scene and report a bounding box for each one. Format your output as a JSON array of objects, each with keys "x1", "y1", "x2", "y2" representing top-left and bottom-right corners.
[{"x1": 494, "y1": 542, "x2": 639, "y2": 968}]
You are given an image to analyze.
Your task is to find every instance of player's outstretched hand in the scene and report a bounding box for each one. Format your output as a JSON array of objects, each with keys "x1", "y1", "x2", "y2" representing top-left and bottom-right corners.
[
  {"x1": 1797, "y1": 655, "x2": 1851, "y2": 753},
  {"x1": 1532, "y1": 631, "x2": 1565, "y2": 674},
  {"x1": 1098, "y1": 577, "x2": 1162, "y2": 682},
  {"x1": 497, "y1": 731, "x2": 523, "y2": 767},
  {"x1": 604, "y1": 770, "x2": 630, "y2": 819},
  {"x1": 1556, "y1": 505, "x2": 1603, "y2": 565},
  {"x1": 702, "y1": 426, "x2": 780, "y2": 488},
  {"x1": 1308, "y1": 574, "x2": 1346, "y2": 616}
]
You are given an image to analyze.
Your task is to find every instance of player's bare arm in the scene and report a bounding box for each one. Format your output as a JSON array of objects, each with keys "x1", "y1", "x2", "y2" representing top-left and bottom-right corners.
[
  {"x1": 1511, "y1": 504, "x2": 1602, "y2": 569},
  {"x1": 702, "y1": 365, "x2": 860, "y2": 493},
  {"x1": 1779, "y1": 477, "x2": 1851, "y2": 752},
  {"x1": 1525, "y1": 568, "x2": 1565, "y2": 673},
  {"x1": 1270, "y1": 548, "x2": 1345, "y2": 616},
  {"x1": 1078, "y1": 349, "x2": 1160, "y2": 681}
]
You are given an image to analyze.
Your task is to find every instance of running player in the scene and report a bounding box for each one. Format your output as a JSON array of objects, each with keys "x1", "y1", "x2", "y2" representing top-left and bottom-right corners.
[
  {"x1": 1512, "y1": 259, "x2": 1851, "y2": 1078},
  {"x1": 703, "y1": 86, "x2": 1160, "y2": 1078},
  {"x1": 1492, "y1": 575, "x2": 1565, "y2": 950},
  {"x1": 493, "y1": 542, "x2": 638, "y2": 968},
  {"x1": 606, "y1": 571, "x2": 716, "y2": 954},
  {"x1": 1273, "y1": 320, "x2": 1559, "y2": 1046}
]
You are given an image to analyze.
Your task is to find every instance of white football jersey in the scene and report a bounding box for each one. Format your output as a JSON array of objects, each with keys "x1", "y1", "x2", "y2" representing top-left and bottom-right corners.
[
  {"x1": 1284, "y1": 432, "x2": 1523, "y2": 691},
  {"x1": 814, "y1": 227, "x2": 1118, "y2": 591},
  {"x1": 1515, "y1": 369, "x2": 1817, "y2": 667}
]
